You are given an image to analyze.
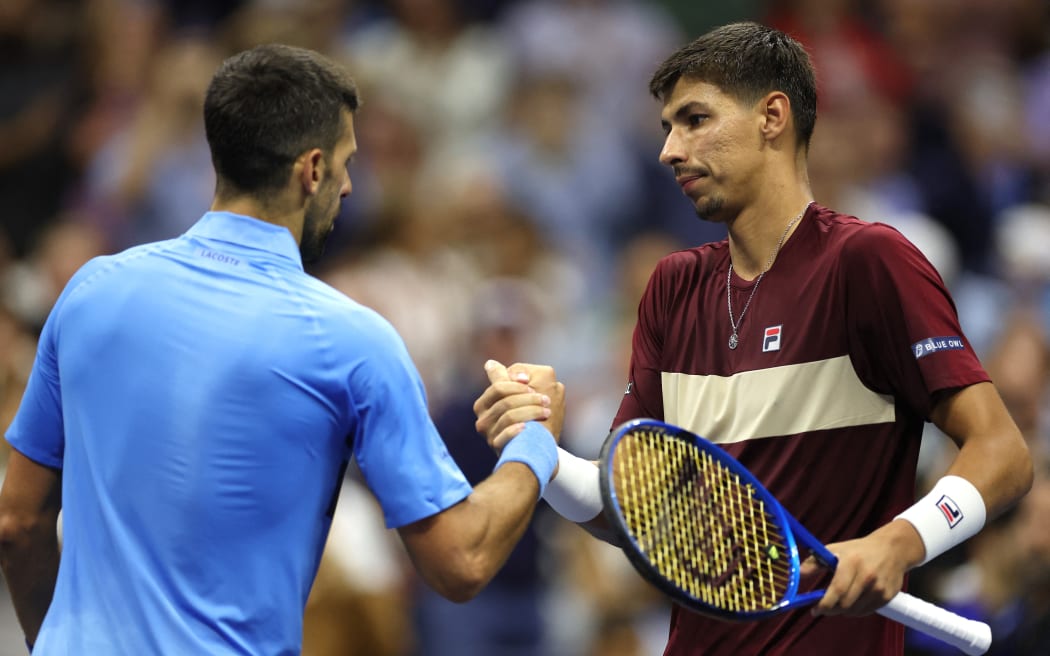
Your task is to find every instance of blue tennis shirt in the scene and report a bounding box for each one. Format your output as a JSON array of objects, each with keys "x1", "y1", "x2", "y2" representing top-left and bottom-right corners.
[{"x1": 6, "y1": 211, "x2": 472, "y2": 655}]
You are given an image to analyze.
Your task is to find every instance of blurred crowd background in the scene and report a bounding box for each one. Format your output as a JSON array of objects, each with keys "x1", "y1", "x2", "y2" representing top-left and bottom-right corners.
[{"x1": 1, "y1": 0, "x2": 1049, "y2": 654}]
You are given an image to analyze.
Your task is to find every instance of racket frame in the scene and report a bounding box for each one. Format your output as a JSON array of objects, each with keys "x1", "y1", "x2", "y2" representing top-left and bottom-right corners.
[
  {"x1": 598, "y1": 418, "x2": 992, "y2": 656},
  {"x1": 600, "y1": 418, "x2": 834, "y2": 620}
]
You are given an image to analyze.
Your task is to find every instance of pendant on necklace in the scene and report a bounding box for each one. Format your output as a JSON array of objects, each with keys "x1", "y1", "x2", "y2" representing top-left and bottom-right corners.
[{"x1": 728, "y1": 334, "x2": 738, "y2": 350}]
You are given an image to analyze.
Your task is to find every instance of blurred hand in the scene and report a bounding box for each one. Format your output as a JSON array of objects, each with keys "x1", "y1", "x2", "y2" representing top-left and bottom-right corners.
[
  {"x1": 801, "y1": 519, "x2": 925, "y2": 616},
  {"x1": 473, "y1": 360, "x2": 554, "y2": 453}
]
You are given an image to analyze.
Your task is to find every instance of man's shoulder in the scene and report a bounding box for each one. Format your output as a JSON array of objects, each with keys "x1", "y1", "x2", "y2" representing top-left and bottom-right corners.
[
  {"x1": 298, "y1": 276, "x2": 402, "y2": 341},
  {"x1": 807, "y1": 206, "x2": 916, "y2": 265},
  {"x1": 60, "y1": 240, "x2": 173, "y2": 300},
  {"x1": 652, "y1": 240, "x2": 727, "y2": 279},
  {"x1": 811, "y1": 205, "x2": 908, "y2": 244}
]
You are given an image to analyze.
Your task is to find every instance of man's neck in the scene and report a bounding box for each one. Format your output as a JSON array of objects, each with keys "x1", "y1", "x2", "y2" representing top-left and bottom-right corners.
[
  {"x1": 210, "y1": 196, "x2": 304, "y2": 245},
  {"x1": 726, "y1": 192, "x2": 813, "y2": 280}
]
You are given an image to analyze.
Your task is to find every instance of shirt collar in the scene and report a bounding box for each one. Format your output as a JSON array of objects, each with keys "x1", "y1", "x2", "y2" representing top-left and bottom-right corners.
[{"x1": 186, "y1": 212, "x2": 304, "y2": 270}]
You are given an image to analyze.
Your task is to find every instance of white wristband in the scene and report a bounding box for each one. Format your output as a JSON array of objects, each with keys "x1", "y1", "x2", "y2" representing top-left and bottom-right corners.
[
  {"x1": 894, "y1": 475, "x2": 986, "y2": 566},
  {"x1": 541, "y1": 447, "x2": 603, "y2": 523}
]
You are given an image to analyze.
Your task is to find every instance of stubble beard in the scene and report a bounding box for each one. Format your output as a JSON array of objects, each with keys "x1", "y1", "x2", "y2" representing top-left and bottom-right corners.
[
  {"x1": 300, "y1": 192, "x2": 338, "y2": 264},
  {"x1": 694, "y1": 195, "x2": 725, "y2": 223}
]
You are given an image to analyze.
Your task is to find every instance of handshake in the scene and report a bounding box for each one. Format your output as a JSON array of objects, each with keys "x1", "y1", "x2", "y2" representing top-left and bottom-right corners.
[
  {"x1": 472, "y1": 360, "x2": 566, "y2": 455},
  {"x1": 474, "y1": 360, "x2": 604, "y2": 525}
]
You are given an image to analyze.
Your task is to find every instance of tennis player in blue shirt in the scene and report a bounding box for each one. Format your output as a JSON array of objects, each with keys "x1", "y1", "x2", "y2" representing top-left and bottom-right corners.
[{"x1": 0, "y1": 44, "x2": 559, "y2": 655}]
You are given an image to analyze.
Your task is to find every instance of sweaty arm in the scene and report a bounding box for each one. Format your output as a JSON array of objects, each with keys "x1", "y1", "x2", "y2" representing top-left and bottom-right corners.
[
  {"x1": 397, "y1": 451, "x2": 550, "y2": 602},
  {"x1": 0, "y1": 449, "x2": 62, "y2": 646}
]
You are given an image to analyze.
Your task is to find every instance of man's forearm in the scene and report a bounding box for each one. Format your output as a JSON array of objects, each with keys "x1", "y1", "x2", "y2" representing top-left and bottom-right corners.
[
  {"x1": 1, "y1": 532, "x2": 59, "y2": 645},
  {"x1": 931, "y1": 383, "x2": 1033, "y2": 517}
]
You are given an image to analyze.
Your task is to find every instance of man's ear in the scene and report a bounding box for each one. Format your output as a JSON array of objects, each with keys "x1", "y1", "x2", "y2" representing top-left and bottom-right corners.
[
  {"x1": 298, "y1": 148, "x2": 325, "y2": 195},
  {"x1": 758, "y1": 91, "x2": 791, "y2": 143}
]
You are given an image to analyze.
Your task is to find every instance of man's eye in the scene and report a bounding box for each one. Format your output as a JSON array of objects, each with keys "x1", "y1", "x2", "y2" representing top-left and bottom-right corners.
[{"x1": 689, "y1": 114, "x2": 706, "y2": 127}]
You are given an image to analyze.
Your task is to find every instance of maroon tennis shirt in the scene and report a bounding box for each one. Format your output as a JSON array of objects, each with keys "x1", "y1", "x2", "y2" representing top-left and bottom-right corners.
[{"x1": 614, "y1": 204, "x2": 989, "y2": 656}]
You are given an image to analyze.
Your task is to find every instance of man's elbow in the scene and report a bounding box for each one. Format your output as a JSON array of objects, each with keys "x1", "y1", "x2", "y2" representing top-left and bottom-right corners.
[
  {"x1": 439, "y1": 580, "x2": 486, "y2": 604},
  {"x1": 428, "y1": 551, "x2": 493, "y2": 603},
  {"x1": 0, "y1": 509, "x2": 47, "y2": 558},
  {"x1": 1012, "y1": 438, "x2": 1035, "y2": 501},
  {"x1": 995, "y1": 426, "x2": 1036, "y2": 511}
]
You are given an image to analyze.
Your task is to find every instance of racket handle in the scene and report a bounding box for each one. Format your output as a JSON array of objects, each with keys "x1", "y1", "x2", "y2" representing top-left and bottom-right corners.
[{"x1": 877, "y1": 592, "x2": 991, "y2": 655}]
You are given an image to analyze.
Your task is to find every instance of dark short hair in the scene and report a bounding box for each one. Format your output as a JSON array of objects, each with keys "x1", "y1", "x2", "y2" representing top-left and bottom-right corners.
[
  {"x1": 649, "y1": 22, "x2": 817, "y2": 149},
  {"x1": 204, "y1": 44, "x2": 360, "y2": 195}
]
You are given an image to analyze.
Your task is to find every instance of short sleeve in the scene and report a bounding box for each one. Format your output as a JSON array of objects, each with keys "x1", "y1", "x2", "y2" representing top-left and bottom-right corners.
[
  {"x1": 346, "y1": 316, "x2": 472, "y2": 528},
  {"x1": 0, "y1": 258, "x2": 107, "y2": 468},
  {"x1": 842, "y1": 223, "x2": 989, "y2": 419},
  {"x1": 614, "y1": 260, "x2": 669, "y2": 427}
]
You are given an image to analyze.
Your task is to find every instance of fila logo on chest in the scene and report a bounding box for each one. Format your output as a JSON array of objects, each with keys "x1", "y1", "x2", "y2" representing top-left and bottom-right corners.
[{"x1": 762, "y1": 325, "x2": 782, "y2": 353}]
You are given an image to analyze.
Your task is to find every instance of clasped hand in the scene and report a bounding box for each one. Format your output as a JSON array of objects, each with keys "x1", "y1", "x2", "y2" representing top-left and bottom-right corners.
[{"x1": 472, "y1": 360, "x2": 566, "y2": 453}]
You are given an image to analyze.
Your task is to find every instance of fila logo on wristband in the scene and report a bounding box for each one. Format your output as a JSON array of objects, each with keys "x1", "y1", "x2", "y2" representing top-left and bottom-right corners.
[
  {"x1": 936, "y1": 494, "x2": 963, "y2": 527},
  {"x1": 896, "y1": 475, "x2": 986, "y2": 565}
]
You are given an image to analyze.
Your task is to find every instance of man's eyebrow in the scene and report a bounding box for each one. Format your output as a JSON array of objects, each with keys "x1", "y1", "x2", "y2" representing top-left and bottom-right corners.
[{"x1": 661, "y1": 101, "x2": 709, "y2": 128}]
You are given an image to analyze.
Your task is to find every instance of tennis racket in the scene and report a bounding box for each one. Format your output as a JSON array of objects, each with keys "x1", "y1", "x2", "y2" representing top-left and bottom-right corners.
[{"x1": 598, "y1": 418, "x2": 991, "y2": 656}]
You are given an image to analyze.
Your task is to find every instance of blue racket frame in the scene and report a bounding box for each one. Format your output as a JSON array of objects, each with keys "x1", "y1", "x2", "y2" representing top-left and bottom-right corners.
[{"x1": 599, "y1": 418, "x2": 839, "y2": 621}]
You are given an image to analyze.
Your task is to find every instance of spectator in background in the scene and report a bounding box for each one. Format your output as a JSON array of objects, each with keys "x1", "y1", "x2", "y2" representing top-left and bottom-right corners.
[
  {"x1": 302, "y1": 473, "x2": 413, "y2": 656},
  {"x1": 1005, "y1": 469, "x2": 1050, "y2": 655},
  {"x1": 563, "y1": 230, "x2": 686, "y2": 457},
  {"x1": 482, "y1": 61, "x2": 645, "y2": 303},
  {"x1": 499, "y1": 0, "x2": 684, "y2": 136},
  {"x1": 0, "y1": 0, "x2": 85, "y2": 258},
  {"x1": 78, "y1": 35, "x2": 220, "y2": 250},
  {"x1": 65, "y1": 0, "x2": 164, "y2": 180},
  {"x1": 1, "y1": 218, "x2": 106, "y2": 335},
  {"x1": 765, "y1": 0, "x2": 913, "y2": 109},
  {"x1": 223, "y1": 0, "x2": 354, "y2": 59},
  {"x1": 494, "y1": 0, "x2": 721, "y2": 279},
  {"x1": 878, "y1": 0, "x2": 1038, "y2": 276},
  {"x1": 343, "y1": 0, "x2": 513, "y2": 156}
]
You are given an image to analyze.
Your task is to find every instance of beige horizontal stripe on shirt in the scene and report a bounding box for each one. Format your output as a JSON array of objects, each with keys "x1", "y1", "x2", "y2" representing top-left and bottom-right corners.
[{"x1": 661, "y1": 356, "x2": 895, "y2": 444}]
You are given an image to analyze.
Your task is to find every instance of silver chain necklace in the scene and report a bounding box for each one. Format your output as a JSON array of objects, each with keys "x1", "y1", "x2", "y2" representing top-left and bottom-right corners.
[{"x1": 726, "y1": 201, "x2": 812, "y2": 350}]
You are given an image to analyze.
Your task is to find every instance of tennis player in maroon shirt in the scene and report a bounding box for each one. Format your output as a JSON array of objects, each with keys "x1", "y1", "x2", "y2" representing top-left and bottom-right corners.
[{"x1": 474, "y1": 21, "x2": 1032, "y2": 656}]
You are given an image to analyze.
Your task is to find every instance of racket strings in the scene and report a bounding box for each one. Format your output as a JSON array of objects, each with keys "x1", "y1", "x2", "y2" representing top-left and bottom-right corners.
[{"x1": 614, "y1": 429, "x2": 791, "y2": 612}]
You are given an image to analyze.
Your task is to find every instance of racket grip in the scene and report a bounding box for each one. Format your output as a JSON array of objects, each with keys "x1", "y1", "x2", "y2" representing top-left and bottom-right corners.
[{"x1": 877, "y1": 592, "x2": 991, "y2": 655}]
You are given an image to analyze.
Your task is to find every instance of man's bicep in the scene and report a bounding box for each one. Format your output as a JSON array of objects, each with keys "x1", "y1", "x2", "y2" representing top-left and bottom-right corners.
[
  {"x1": 929, "y1": 382, "x2": 1017, "y2": 448},
  {"x1": 396, "y1": 506, "x2": 456, "y2": 560},
  {"x1": 928, "y1": 381, "x2": 1032, "y2": 517},
  {"x1": 6, "y1": 308, "x2": 66, "y2": 469},
  {"x1": 843, "y1": 226, "x2": 987, "y2": 417},
  {"x1": 0, "y1": 448, "x2": 62, "y2": 521},
  {"x1": 394, "y1": 500, "x2": 472, "y2": 593}
]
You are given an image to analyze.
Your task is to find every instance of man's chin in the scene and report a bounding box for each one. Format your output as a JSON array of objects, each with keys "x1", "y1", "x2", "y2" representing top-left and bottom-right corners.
[
  {"x1": 694, "y1": 202, "x2": 726, "y2": 223},
  {"x1": 300, "y1": 236, "x2": 329, "y2": 264},
  {"x1": 300, "y1": 220, "x2": 337, "y2": 263}
]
